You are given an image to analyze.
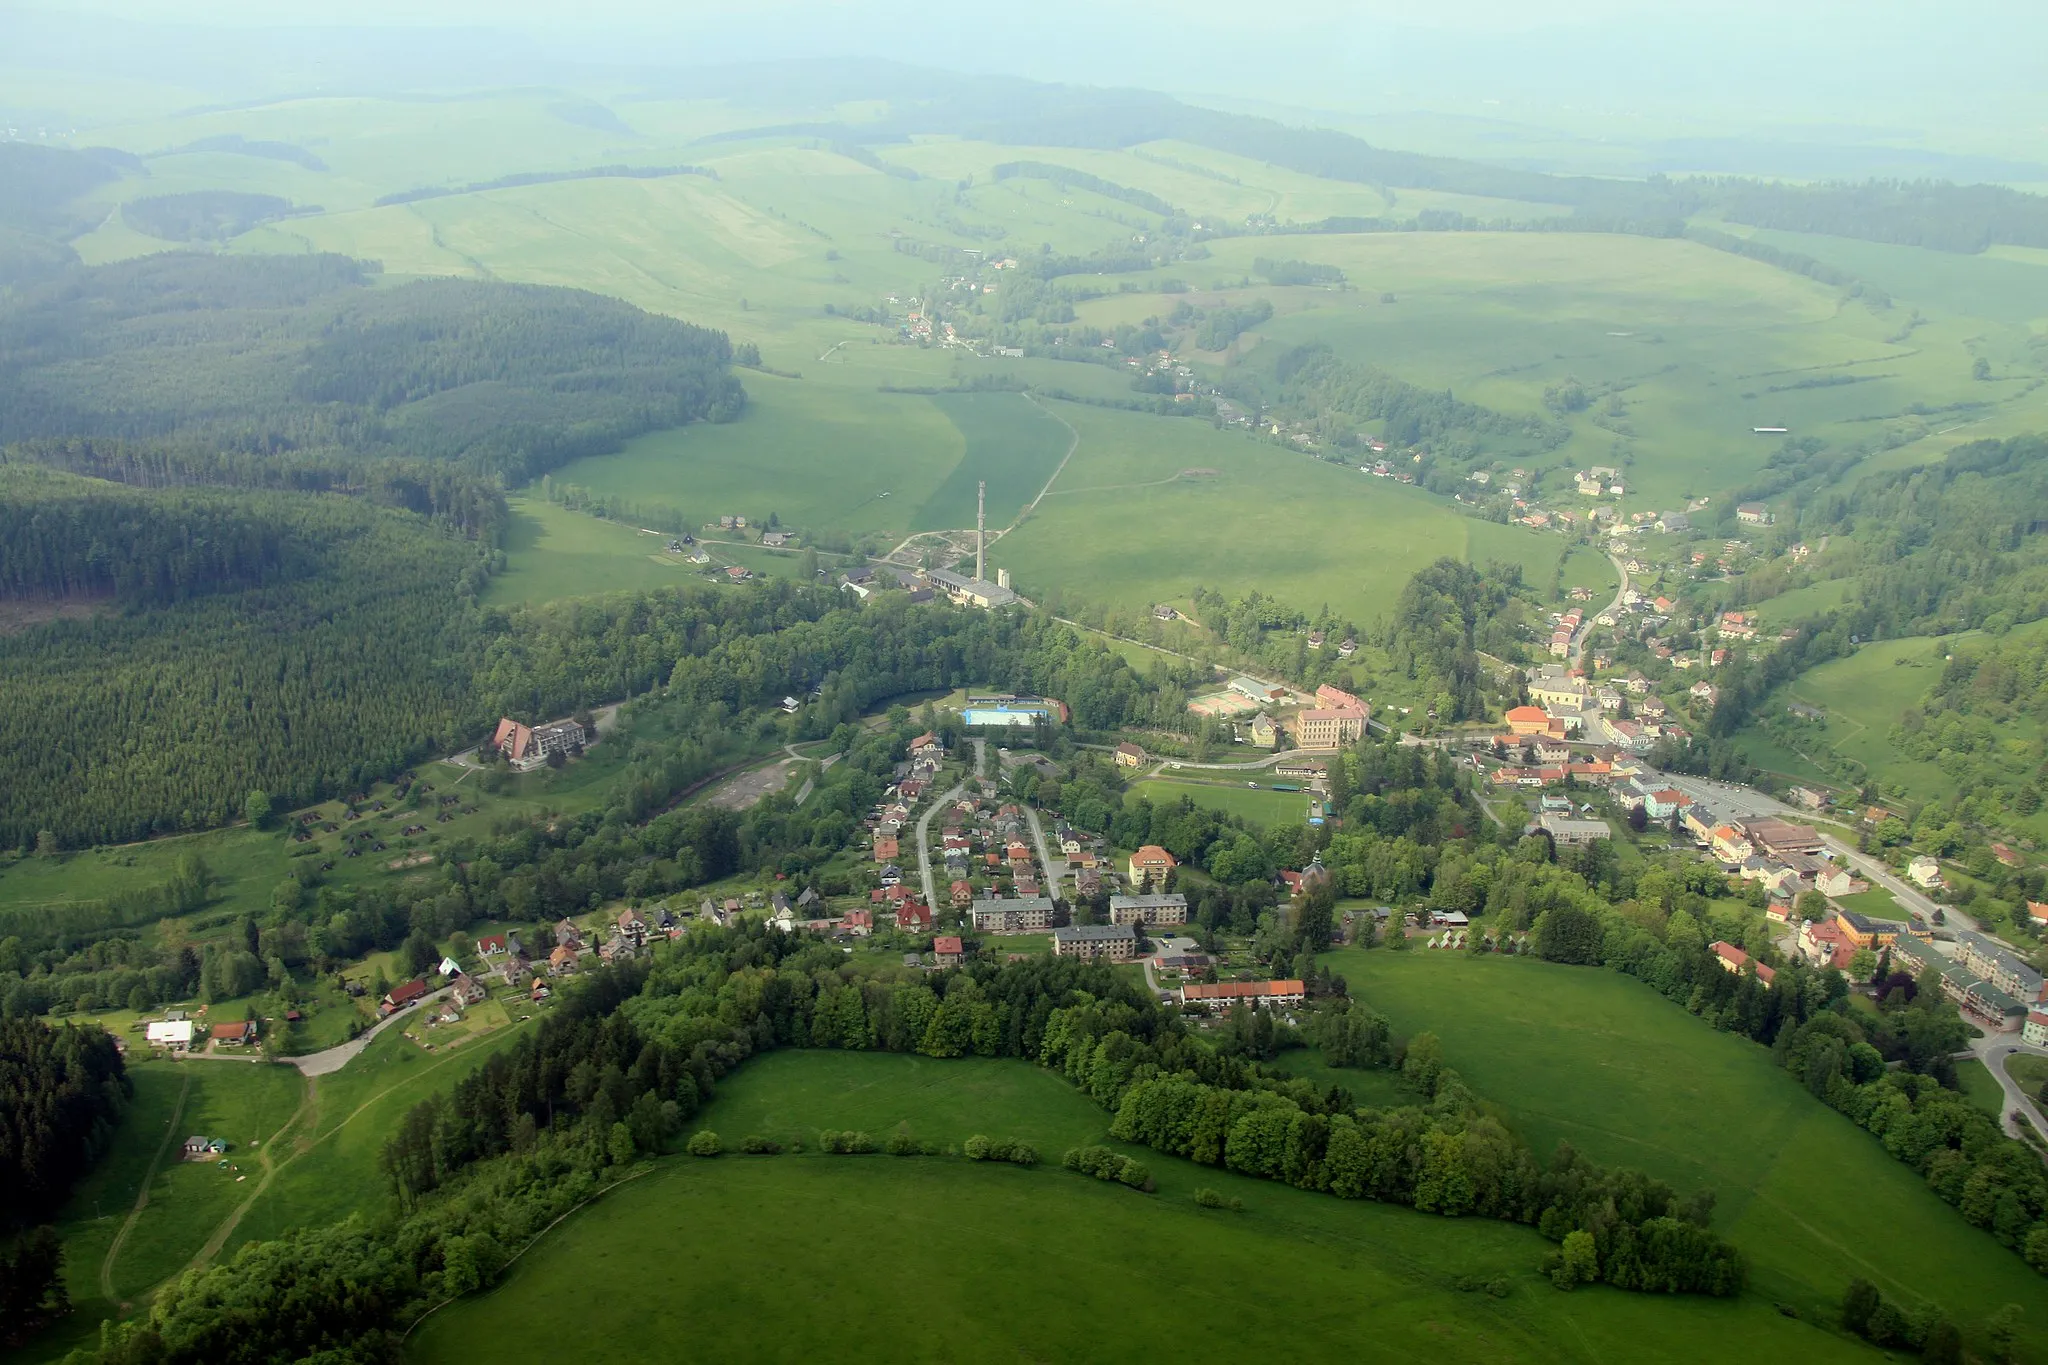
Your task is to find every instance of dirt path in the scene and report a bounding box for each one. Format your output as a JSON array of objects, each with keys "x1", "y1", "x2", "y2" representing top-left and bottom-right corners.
[
  {"x1": 1010, "y1": 394, "x2": 1079, "y2": 529},
  {"x1": 100, "y1": 1070, "x2": 192, "y2": 1305}
]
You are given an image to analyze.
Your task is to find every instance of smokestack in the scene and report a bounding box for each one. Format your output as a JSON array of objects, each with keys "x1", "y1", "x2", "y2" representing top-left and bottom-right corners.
[{"x1": 977, "y1": 480, "x2": 986, "y2": 581}]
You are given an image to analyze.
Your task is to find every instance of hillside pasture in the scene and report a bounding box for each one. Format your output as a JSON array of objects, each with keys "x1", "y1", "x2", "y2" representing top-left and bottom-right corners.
[
  {"x1": 409, "y1": 1051, "x2": 1884, "y2": 1365},
  {"x1": 1323, "y1": 949, "x2": 2048, "y2": 1359}
]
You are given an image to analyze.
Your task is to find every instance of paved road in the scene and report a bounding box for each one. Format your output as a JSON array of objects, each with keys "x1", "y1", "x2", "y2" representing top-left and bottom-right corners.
[
  {"x1": 1570, "y1": 554, "x2": 1631, "y2": 668},
  {"x1": 286, "y1": 986, "x2": 453, "y2": 1077},
  {"x1": 1145, "y1": 748, "x2": 1316, "y2": 775},
  {"x1": 916, "y1": 740, "x2": 981, "y2": 914},
  {"x1": 1019, "y1": 794, "x2": 1058, "y2": 898},
  {"x1": 1969, "y1": 1037, "x2": 2048, "y2": 1144}
]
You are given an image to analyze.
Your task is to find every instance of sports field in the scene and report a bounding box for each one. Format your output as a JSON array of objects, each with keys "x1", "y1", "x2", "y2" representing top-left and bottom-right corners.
[
  {"x1": 1324, "y1": 950, "x2": 2048, "y2": 1358},
  {"x1": 408, "y1": 1049, "x2": 1883, "y2": 1365},
  {"x1": 1126, "y1": 777, "x2": 1309, "y2": 827}
]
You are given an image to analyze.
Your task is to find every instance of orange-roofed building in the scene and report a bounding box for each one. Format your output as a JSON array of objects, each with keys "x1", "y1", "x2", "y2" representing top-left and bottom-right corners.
[
  {"x1": 1129, "y1": 845, "x2": 1177, "y2": 885},
  {"x1": 1505, "y1": 706, "x2": 1549, "y2": 736},
  {"x1": 932, "y1": 935, "x2": 965, "y2": 967},
  {"x1": 1709, "y1": 940, "x2": 1775, "y2": 987},
  {"x1": 1178, "y1": 979, "x2": 1307, "y2": 1010}
]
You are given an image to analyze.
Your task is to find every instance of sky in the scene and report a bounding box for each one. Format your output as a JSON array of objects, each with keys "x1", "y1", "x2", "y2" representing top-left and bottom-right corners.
[{"x1": 6, "y1": 0, "x2": 2046, "y2": 162}]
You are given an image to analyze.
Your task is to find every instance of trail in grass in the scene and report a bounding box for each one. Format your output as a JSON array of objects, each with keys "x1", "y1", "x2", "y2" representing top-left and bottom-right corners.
[
  {"x1": 100, "y1": 1070, "x2": 192, "y2": 1305},
  {"x1": 187, "y1": 1073, "x2": 314, "y2": 1270}
]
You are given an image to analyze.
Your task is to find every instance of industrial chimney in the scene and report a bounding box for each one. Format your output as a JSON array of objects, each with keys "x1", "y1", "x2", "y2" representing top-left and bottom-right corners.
[{"x1": 976, "y1": 480, "x2": 986, "y2": 582}]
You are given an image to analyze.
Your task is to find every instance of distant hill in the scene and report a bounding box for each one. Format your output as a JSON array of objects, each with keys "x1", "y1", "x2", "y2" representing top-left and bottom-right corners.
[
  {"x1": 0, "y1": 143, "x2": 124, "y2": 237},
  {"x1": 0, "y1": 251, "x2": 745, "y2": 484}
]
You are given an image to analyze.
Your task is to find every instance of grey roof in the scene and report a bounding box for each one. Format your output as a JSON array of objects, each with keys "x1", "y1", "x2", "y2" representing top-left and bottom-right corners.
[
  {"x1": 1053, "y1": 923, "x2": 1137, "y2": 943},
  {"x1": 1957, "y1": 930, "x2": 2044, "y2": 994},
  {"x1": 1109, "y1": 894, "x2": 1187, "y2": 912},
  {"x1": 975, "y1": 896, "x2": 1056, "y2": 914}
]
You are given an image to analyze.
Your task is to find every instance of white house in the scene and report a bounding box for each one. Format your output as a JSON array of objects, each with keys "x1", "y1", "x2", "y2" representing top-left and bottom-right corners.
[
  {"x1": 1907, "y1": 855, "x2": 1944, "y2": 889},
  {"x1": 146, "y1": 1020, "x2": 195, "y2": 1050}
]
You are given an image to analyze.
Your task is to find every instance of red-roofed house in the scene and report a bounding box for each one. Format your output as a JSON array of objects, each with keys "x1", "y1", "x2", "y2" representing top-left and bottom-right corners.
[
  {"x1": 932, "y1": 935, "x2": 965, "y2": 967},
  {"x1": 951, "y1": 880, "x2": 974, "y2": 908},
  {"x1": 1709, "y1": 940, "x2": 1775, "y2": 987},
  {"x1": 1797, "y1": 919, "x2": 1857, "y2": 971},
  {"x1": 381, "y1": 979, "x2": 430, "y2": 1015},
  {"x1": 1315, "y1": 684, "x2": 1365, "y2": 712},
  {"x1": 210, "y1": 1020, "x2": 258, "y2": 1046},
  {"x1": 1178, "y1": 979, "x2": 1307, "y2": 1010},
  {"x1": 896, "y1": 902, "x2": 934, "y2": 932},
  {"x1": 874, "y1": 837, "x2": 900, "y2": 862},
  {"x1": 1505, "y1": 705, "x2": 1549, "y2": 736},
  {"x1": 844, "y1": 909, "x2": 874, "y2": 936}
]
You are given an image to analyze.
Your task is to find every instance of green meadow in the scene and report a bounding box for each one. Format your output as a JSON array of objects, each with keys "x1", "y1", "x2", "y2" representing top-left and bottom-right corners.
[
  {"x1": 409, "y1": 1048, "x2": 1886, "y2": 1365},
  {"x1": 1324, "y1": 950, "x2": 2048, "y2": 1359},
  {"x1": 1127, "y1": 777, "x2": 1310, "y2": 827}
]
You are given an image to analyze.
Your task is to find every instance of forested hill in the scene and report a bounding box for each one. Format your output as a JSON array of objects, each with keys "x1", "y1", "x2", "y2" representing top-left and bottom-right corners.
[
  {"x1": 0, "y1": 467, "x2": 303, "y2": 605},
  {"x1": 0, "y1": 252, "x2": 745, "y2": 484}
]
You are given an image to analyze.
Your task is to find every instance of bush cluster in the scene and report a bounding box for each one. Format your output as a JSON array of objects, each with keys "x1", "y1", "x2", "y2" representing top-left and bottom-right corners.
[
  {"x1": 961, "y1": 1135, "x2": 1039, "y2": 1166},
  {"x1": 739, "y1": 1135, "x2": 782, "y2": 1155},
  {"x1": 685, "y1": 1130, "x2": 722, "y2": 1157},
  {"x1": 1192, "y1": 1187, "x2": 1242, "y2": 1211},
  {"x1": 818, "y1": 1130, "x2": 877, "y2": 1155},
  {"x1": 1062, "y1": 1145, "x2": 1152, "y2": 1191}
]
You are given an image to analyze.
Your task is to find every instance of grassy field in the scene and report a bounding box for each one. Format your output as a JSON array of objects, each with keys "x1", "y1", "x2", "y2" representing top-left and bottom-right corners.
[
  {"x1": 1953, "y1": 1058, "x2": 2008, "y2": 1118},
  {"x1": 483, "y1": 499, "x2": 722, "y2": 604},
  {"x1": 992, "y1": 401, "x2": 1567, "y2": 625},
  {"x1": 410, "y1": 1048, "x2": 1886, "y2": 1365},
  {"x1": 1127, "y1": 777, "x2": 1309, "y2": 827},
  {"x1": 1746, "y1": 619, "x2": 2048, "y2": 824},
  {"x1": 1322, "y1": 950, "x2": 2048, "y2": 1359}
]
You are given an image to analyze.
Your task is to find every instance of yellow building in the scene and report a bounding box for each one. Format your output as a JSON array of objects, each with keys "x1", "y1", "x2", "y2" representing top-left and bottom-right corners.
[{"x1": 1294, "y1": 707, "x2": 1366, "y2": 751}]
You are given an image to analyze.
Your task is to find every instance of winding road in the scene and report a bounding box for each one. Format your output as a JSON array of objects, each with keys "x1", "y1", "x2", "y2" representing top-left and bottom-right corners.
[
  {"x1": 915, "y1": 739, "x2": 983, "y2": 914},
  {"x1": 286, "y1": 986, "x2": 454, "y2": 1078}
]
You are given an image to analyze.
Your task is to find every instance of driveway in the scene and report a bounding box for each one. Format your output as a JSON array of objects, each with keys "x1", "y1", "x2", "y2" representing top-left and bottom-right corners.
[{"x1": 286, "y1": 987, "x2": 452, "y2": 1077}]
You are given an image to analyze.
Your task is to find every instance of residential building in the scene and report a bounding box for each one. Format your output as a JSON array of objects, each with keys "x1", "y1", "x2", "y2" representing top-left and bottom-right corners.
[
  {"x1": 972, "y1": 897, "x2": 1056, "y2": 933},
  {"x1": 1641, "y1": 788, "x2": 1691, "y2": 821},
  {"x1": 2025, "y1": 1009, "x2": 2048, "y2": 1048},
  {"x1": 1179, "y1": 979, "x2": 1307, "y2": 1010},
  {"x1": 896, "y1": 902, "x2": 935, "y2": 933},
  {"x1": 1109, "y1": 893, "x2": 1188, "y2": 927},
  {"x1": 383, "y1": 978, "x2": 431, "y2": 1013},
  {"x1": 452, "y1": 973, "x2": 487, "y2": 1004},
  {"x1": 1907, "y1": 855, "x2": 1944, "y2": 889},
  {"x1": 1129, "y1": 845, "x2": 1178, "y2": 886},
  {"x1": 146, "y1": 1020, "x2": 195, "y2": 1050},
  {"x1": 1953, "y1": 931, "x2": 2046, "y2": 1004},
  {"x1": 1709, "y1": 941, "x2": 1776, "y2": 987},
  {"x1": 950, "y1": 880, "x2": 975, "y2": 908},
  {"x1": 873, "y1": 836, "x2": 900, "y2": 862},
  {"x1": 1735, "y1": 502, "x2": 1774, "y2": 525},
  {"x1": 1710, "y1": 826, "x2": 1754, "y2": 865},
  {"x1": 932, "y1": 935, "x2": 966, "y2": 968},
  {"x1": 1114, "y1": 742, "x2": 1145, "y2": 769},
  {"x1": 844, "y1": 909, "x2": 875, "y2": 936},
  {"x1": 547, "y1": 945, "x2": 580, "y2": 977},
  {"x1": 1315, "y1": 684, "x2": 1365, "y2": 712},
  {"x1": 1814, "y1": 867, "x2": 1863, "y2": 898},
  {"x1": 1537, "y1": 814, "x2": 1611, "y2": 846},
  {"x1": 1295, "y1": 706, "x2": 1367, "y2": 750},
  {"x1": 555, "y1": 918, "x2": 585, "y2": 951},
  {"x1": 1052, "y1": 923, "x2": 1139, "y2": 961},
  {"x1": 1247, "y1": 713, "x2": 1279, "y2": 748},
  {"x1": 1798, "y1": 918, "x2": 1857, "y2": 971},
  {"x1": 1527, "y1": 674, "x2": 1590, "y2": 711},
  {"x1": 1505, "y1": 705, "x2": 1550, "y2": 736}
]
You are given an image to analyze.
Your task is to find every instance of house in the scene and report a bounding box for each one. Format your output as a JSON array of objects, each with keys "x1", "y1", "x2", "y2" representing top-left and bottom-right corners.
[
  {"x1": 1710, "y1": 825, "x2": 1754, "y2": 865},
  {"x1": 1247, "y1": 713, "x2": 1279, "y2": 748},
  {"x1": 1814, "y1": 866, "x2": 1863, "y2": 898},
  {"x1": 210, "y1": 1020, "x2": 258, "y2": 1047},
  {"x1": 617, "y1": 907, "x2": 649, "y2": 946},
  {"x1": 972, "y1": 897, "x2": 1056, "y2": 933},
  {"x1": 548, "y1": 944, "x2": 580, "y2": 977},
  {"x1": 878, "y1": 863, "x2": 904, "y2": 886},
  {"x1": 382, "y1": 978, "x2": 430, "y2": 1014},
  {"x1": 844, "y1": 909, "x2": 875, "y2": 936},
  {"x1": 1179, "y1": 979, "x2": 1307, "y2": 1010},
  {"x1": 1709, "y1": 941, "x2": 1776, "y2": 987},
  {"x1": 182, "y1": 1136, "x2": 229, "y2": 1161},
  {"x1": 762, "y1": 530, "x2": 789, "y2": 547},
  {"x1": 452, "y1": 973, "x2": 487, "y2": 1004},
  {"x1": 951, "y1": 879, "x2": 975, "y2": 908},
  {"x1": 2024, "y1": 1009, "x2": 2048, "y2": 1048},
  {"x1": 1114, "y1": 742, "x2": 1146, "y2": 769},
  {"x1": 1534, "y1": 739, "x2": 1572, "y2": 765},
  {"x1": 498, "y1": 953, "x2": 531, "y2": 987},
  {"x1": 1051, "y1": 923, "x2": 1139, "y2": 961},
  {"x1": 1642, "y1": 788, "x2": 1691, "y2": 821},
  {"x1": 1109, "y1": 893, "x2": 1189, "y2": 927},
  {"x1": 1295, "y1": 707, "x2": 1367, "y2": 750},
  {"x1": 1736, "y1": 502, "x2": 1773, "y2": 525},
  {"x1": 146, "y1": 1020, "x2": 195, "y2": 1051},
  {"x1": 896, "y1": 902, "x2": 935, "y2": 933},
  {"x1": 1505, "y1": 705, "x2": 1550, "y2": 736},
  {"x1": 1907, "y1": 855, "x2": 1944, "y2": 889},
  {"x1": 555, "y1": 918, "x2": 585, "y2": 951},
  {"x1": 530, "y1": 977, "x2": 552, "y2": 1002},
  {"x1": 2028, "y1": 901, "x2": 2048, "y2": 928},
  {"x1": 1274, "y1": 758, "x2": 1329, "y2": 786},
  {"x1": 491, "y1": 716, "x2": 587, "y2": 770},
  {"x1": 873, "y1": 836, "x2": 900, "y2": 862},
  {"x1": 1006, "y1": 840, "x2": 1033, "y2": 866},
  {"x1": 932, "y1": 935, "x2": 966, "y2": 968},
  {"x1": 1128, "y1": 845, "x2": 1178, "y2": 886},
  {"x1": 724, "y1": 565, "x2": 752, "y2": 582},
  {"x1": 1657, "y1": 511, "x2": 1690, "y2": 533},
  {"x1": 476, "y1": 934, "x2": 508, "y2": 957},
  {"x1": 909, "y1": 731, "x2": 944, "y2": 759}
]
